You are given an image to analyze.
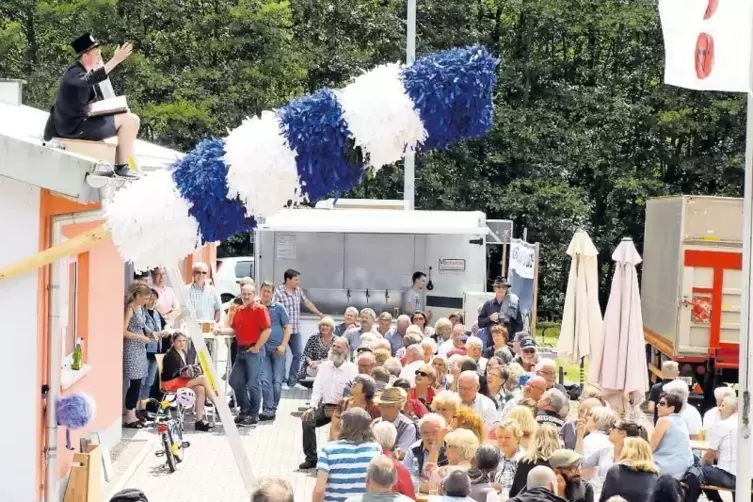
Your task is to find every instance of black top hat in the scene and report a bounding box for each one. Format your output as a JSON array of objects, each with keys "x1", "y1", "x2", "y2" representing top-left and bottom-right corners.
[{"x1": 70, "y1": 33, "x2": 100, "y2": 56}]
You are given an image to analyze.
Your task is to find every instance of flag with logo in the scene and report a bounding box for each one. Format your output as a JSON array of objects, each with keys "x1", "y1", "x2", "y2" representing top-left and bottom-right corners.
[{"x1": 659, "y1": 0, "x2": 753, "y2": 92}]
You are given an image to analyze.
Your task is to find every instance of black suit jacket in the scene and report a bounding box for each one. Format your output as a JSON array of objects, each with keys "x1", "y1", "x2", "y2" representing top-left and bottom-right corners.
[{"x1": 43, "y1": 63, "x2": 108, "y2": 140}]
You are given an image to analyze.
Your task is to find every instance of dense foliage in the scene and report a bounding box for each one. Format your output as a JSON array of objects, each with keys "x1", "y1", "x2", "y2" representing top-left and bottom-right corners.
[{"x1": 1, "y1": 0, "x2": 745, "y2": 316}]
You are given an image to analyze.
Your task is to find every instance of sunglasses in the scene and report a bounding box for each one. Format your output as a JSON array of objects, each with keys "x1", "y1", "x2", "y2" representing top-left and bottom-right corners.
[
  {"x1": 522, "y1": 348, "x2": 536, "y2": 354},
  {"x1": 194, "y1": 271, "x2": 208, "y2": 275},
  {"x1": 415, "y1": 370, "x2": 429, "y2": 377}
]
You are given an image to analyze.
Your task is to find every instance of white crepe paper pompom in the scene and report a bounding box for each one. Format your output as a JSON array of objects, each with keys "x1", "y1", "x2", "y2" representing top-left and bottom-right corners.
[
  {"x1": 337, "y1": 63, "x2": 427, "y2": 171},
  {"x1": 105, "y1": 170, "x2": 200, "y2": 272},
  {"x1": 224, "y1": 110, "x2": 301, "y2": 219}
]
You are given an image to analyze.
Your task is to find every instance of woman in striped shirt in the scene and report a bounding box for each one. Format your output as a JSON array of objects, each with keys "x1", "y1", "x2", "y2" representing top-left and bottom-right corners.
[{"x1": 314, "y1": 408, "x2": 382, "y2": 502}]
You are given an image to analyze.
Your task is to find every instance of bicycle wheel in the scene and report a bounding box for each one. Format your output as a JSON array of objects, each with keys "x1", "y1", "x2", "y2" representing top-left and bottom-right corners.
[{"x1": 162, "y1": 434, "x2": 176, "y2": 473}]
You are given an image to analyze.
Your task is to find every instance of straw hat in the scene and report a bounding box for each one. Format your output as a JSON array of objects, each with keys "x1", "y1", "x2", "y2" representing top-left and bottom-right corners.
[{"x1": 373, "y1": 387, "x2": 407, "y2": 406}]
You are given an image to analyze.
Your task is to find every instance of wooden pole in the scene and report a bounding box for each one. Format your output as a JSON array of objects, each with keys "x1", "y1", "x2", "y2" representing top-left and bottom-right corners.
[
  {"x1": 531, "y1": 242, "x2": 541, "y2": 335},
  {"x1": 0, "y1": 224, "x2": 110, "y2": 282}
]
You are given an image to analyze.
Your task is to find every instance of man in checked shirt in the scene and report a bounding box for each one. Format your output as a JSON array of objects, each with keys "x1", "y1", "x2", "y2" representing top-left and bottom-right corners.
[{"x1": 273, "y1": 269, "x2": 323, "y2": 388}]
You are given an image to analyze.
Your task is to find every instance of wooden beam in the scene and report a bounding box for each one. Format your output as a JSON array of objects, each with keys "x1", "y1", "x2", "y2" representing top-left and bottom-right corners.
[{"x1": 0, "y1": 224, "x2": 111, "y2": 281}]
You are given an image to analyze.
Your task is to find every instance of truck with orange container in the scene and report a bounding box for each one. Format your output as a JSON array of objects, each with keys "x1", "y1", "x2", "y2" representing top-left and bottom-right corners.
[{"x1": 641, "y1": 195, "x2": 742, "y2": 411}]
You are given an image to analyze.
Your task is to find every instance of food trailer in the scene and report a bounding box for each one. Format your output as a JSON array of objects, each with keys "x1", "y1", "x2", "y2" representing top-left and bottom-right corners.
[{"x1": 253, "y1": 200, "x2": 499, "y2": 340}]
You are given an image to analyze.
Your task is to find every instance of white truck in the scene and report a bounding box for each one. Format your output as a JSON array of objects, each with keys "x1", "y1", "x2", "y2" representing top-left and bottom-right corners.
[{"x1": 641, "y1": 195, "x2": 742, "y2": 410}]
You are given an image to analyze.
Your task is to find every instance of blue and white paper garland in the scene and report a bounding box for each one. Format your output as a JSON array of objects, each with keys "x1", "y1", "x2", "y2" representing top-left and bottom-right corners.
[{"x1": 106, "y1": 45, "x2": 499, "y2": 271}]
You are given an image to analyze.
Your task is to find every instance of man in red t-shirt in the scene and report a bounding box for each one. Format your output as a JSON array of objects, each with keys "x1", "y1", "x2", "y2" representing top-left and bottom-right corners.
[{"x1": 215, "y1": 284, "x2": 270, "y2": 426}]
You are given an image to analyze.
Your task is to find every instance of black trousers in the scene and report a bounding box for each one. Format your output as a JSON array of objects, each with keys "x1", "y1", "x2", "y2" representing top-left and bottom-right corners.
[
  {"x1": 125, "y1": 378, "x2": 142, "y2": 410},
  {"x1": 302, "y1": 405, "x2": 335, "y2": 462}
]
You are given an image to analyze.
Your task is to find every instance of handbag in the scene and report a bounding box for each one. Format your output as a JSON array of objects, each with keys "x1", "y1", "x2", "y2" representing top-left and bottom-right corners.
[{"x1": 179, "y1": 363, "x2": 203, "y2": 379}]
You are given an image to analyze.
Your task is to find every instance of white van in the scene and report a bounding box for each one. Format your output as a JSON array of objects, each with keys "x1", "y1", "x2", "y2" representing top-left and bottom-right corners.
[{"x1": 215, "y1": 256, "x2": 254, "y2": 304}]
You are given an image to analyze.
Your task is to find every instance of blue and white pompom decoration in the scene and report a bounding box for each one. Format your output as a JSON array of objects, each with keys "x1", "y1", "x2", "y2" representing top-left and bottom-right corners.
[
  {"x1": 172, "y1": 138, "x2": 256, "y2": 242},
  {"x1": 105, "y1": 169, "x2": 200, "y2": 272},
  {"x1": 402, "y1": 45, "x2": 498, "y2": 150},
  {"x1": 57, "y1": 392, "x2": 96, "y2": 450},
  {"x1": 337, "y1": 63, "x2": 427, "y2": 171},
  {"x1": 105, "y1": 45, "x2": 499, "y2": 270},
  {"x1": 279, "y1": 89, "x2": 365, "y2": 203},
  {"x1": 224, "y1": 111, "x2": 301, "y2": 219}
]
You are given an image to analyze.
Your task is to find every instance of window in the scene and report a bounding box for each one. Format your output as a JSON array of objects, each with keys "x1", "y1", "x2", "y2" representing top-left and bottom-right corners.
[
  {"x1": 62, "y1": 255, "x2": 79, "y2": 368},
  {"x1": 234, "y1": 260, "x2": 253, "y2": 279}
]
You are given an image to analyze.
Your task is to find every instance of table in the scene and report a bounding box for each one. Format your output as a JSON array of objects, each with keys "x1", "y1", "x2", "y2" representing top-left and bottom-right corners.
[{"x1": 202, "y1": 333, "x2": 234, "y2": 390}]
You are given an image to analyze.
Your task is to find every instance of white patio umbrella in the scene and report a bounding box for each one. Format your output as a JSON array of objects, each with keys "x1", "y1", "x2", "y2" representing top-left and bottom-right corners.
[
  {"x1": 557, "y1": 230, "x2": 603, "y2": 383},
  {"x1": 589, "y1": 238, "x2": 650, "y2": 412}
]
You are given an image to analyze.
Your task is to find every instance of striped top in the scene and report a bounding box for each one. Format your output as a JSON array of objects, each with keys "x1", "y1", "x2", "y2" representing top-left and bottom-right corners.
[{"x1": 317, "y1": 440, "x2": 381, "y2": 502}]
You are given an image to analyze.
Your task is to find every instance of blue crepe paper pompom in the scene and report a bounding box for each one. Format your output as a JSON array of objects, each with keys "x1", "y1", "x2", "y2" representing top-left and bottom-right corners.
[
  {"x1": 172, "y1": 139, "x2": 256, "y2": 243},
  {"x1": 57, "y1": 393, "x2": 94, "y2": 429},
  {"x1": 401, "y1": 45, "x2": 499, "y2": 151},
  {"x1": 279, "y1": 89, "x2": 364, "y2": 203}
]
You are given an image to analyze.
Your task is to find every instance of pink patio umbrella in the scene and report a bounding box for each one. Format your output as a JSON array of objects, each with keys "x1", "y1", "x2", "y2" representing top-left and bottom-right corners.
[
  {"x1": 557, "y1": 230, "x2": 603, "y2": 384},
  {"x1": 589, "y1": 237, "x2": 650, "y2": 413}
]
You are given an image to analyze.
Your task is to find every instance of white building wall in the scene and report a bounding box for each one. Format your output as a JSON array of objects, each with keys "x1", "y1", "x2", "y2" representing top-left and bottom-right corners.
[{"x1": 0, "y1": 177, "x2": 40, "y2": 502}]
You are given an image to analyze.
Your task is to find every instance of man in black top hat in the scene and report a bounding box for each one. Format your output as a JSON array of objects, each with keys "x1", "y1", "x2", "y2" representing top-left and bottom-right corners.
[
  {"x1": 43, "y1": 33, "x2": 140, "y2": 178},
  {"x1": 477, "y1": 277, "x2": 523, "y2": 343}
]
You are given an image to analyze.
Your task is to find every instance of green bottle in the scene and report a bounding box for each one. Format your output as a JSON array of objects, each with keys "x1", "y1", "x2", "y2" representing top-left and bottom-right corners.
[{"x1": 72, "y1": 339, "x2": 82, "y2": 370}]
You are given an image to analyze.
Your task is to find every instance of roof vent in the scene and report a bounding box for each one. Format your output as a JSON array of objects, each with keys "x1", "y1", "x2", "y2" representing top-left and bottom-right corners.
[{"x1": 0, "y1": 78, "x2": 26, "y2": 106}]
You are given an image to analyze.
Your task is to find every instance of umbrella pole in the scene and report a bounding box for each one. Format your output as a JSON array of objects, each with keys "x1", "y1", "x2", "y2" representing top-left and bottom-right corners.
[
  {"x1": 735, "y1": 74, "x2": 753, "y2": 496},
  {"x1": 579, "y1": 357, "x2": 585, "y2": 390}
]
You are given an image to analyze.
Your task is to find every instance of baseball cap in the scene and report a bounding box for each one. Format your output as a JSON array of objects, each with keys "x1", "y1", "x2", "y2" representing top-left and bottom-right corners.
[
  {"x1": 493, "y1": 277, "x2": 511, "y2": 288},
  {"x1": 549, "y1": 449, "x2": 582, "y2": 468},
  {"x1": 520, "y1": 337, "x2": 536, "y2": 350}
]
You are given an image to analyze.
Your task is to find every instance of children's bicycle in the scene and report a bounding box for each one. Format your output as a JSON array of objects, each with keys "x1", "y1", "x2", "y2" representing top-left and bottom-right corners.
[{"x1": 148, "y1": 396, "x2": 191, "y2": 472}]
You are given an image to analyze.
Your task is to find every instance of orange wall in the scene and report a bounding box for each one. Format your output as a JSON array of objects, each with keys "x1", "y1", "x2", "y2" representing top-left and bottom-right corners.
[
  {"x1": 56, "y1": 220, "x2": 124, "y2": 478},
  {"x1": 36, "y1": 191, "x2": 101, "y2": 499}
]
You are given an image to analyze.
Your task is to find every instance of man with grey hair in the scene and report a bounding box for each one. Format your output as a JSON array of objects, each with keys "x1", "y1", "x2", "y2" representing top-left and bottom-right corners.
[
  {"x1": 398, "y1": 344, "x2": 424, "y2": 386},
  {"x1": 299, "y1": 337, "x2": 357, "y2": 469},
  {"x1": 536, "y1": 358, "x2": 567, "y2": 394},
  {"x1": 648, "y1": 360, "x2": 680, "y2": 423},
  {"x1": 403, "y1": 413, "x2": 448, "y2": 475},
  {"x1": 662, "y1": 379, "x2": 702, "y2": 439},
  {"x1": 337, "y1": 306, "x2": 360, "y2": 336},
  {"x1": 439, "y1": 323, "x2": 468, "y2": 356},
  {"x1": 700, "y1": 394, "x2": 740, "y2": 501},
  {"x1": 344, "y1": 308, "x2": 378, "y2": 357},
  {"x1": 345, "y1": 455, "x2": 413, "y2": 502},
  {"x1": 508, "y1": 465, "x2": 566, "y2": 501},
  {"x1": 703, "y1": 385, "x2": 737, "y2": 429},
  {"x1": 187, "y1": 261, "x2": 221, "y2": 322},
  {"x1": 386, "y1": 315, "x2": 412, "y2": 356},
  {"x1": 457, "y1": 370, "x2": 498, "y2": 427},
  {"x1": 251, "y1": 478, "x2": 294, "y2": 502},
  {"x1": 536, "y1": 388, "x2": 577, "y2": 449},
  {"x1": 383, "y1": 357, "x2": 403, "y2": 380}
]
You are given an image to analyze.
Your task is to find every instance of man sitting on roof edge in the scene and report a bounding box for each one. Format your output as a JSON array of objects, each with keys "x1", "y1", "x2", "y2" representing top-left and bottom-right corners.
[{"x1": 43, "y1": 33, "x2": 140, "y2": 179}]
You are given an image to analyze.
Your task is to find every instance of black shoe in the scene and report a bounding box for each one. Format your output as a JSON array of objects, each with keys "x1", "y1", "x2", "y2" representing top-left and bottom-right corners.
[
  {"x1": 234, "y1": 414, "x2": 246, "y2": 425},
  {"x1": 113, "y1": 165, "x2": 140, "y2": 179},
  {"x1": 195, "y1": 419, "x2": 213, "y2": 432},
  {"x1": 259, "y1": 412, "x2": 276, "y2": 421},
  {"x1": 299, "y1": 460, "x2": 317, "y2": 470},
  {"x1": 237, "y1": 415, "x2": 258, "y2": 427}
]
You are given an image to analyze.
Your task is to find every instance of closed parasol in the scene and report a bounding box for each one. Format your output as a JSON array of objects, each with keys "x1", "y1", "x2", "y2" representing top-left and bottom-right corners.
[
  {"x1": 557, "y1": 230, "x2": 603, "y2": 384},
  {"x1": 589, "y1": 238, "x2": 650, "y2": 411}
]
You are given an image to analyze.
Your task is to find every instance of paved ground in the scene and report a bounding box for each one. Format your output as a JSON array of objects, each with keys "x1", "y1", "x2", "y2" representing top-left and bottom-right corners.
[
  {"x1": 107, "y1": 386, "x2": 321, "y2": 501},
  {"x1": 106, "y1": 340, "x2": 323, "y2": 502}
]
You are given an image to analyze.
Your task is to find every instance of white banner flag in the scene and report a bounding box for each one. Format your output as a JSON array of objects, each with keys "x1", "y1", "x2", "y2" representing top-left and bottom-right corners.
[
  {"x1": 659, "y1": 0, "x2": 753, "y2": 93},
  {"x1": 509, "y1": 240, "x2": 535, "y2": 280}
]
